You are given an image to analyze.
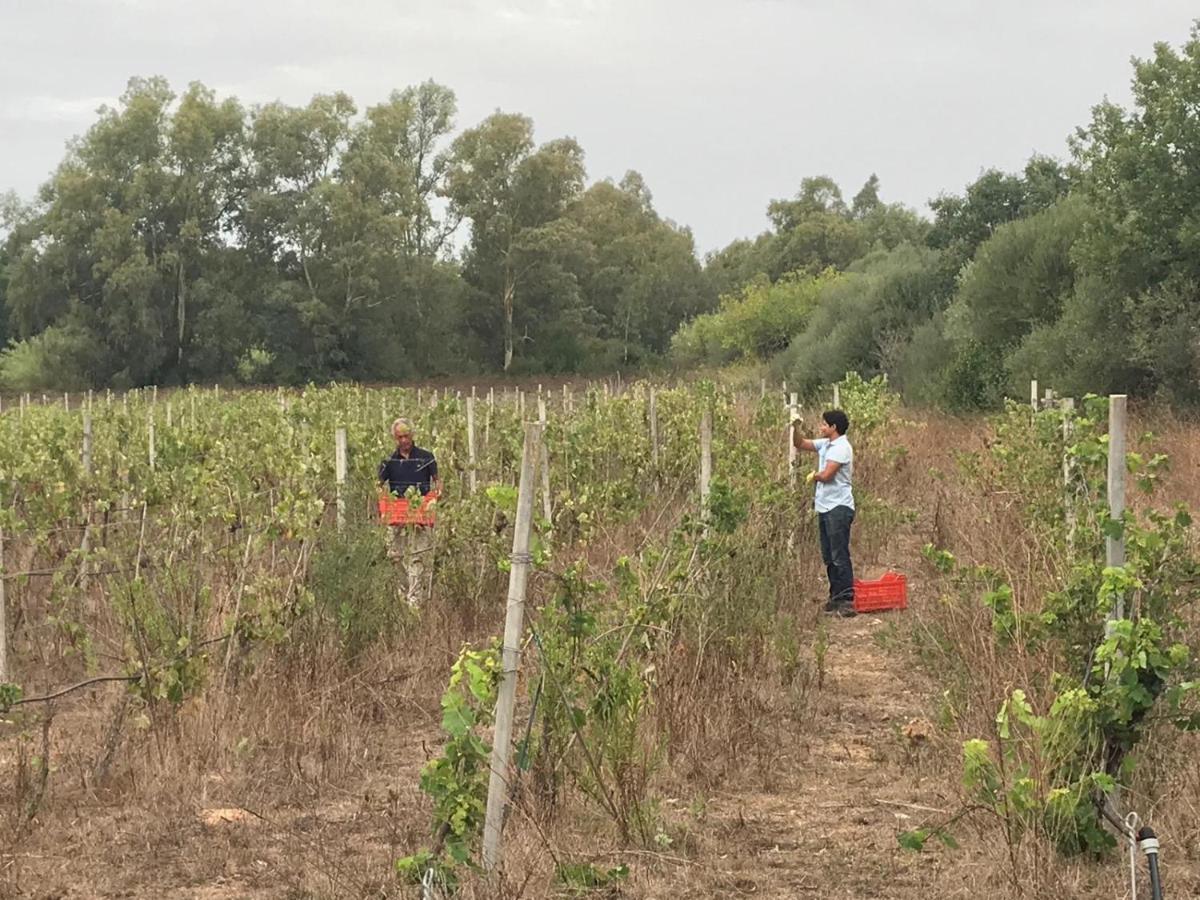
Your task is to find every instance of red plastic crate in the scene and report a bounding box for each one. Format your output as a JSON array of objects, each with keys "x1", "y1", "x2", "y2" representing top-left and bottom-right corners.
[
  {"x1": 378, "y1": 491, "x2": 439, "y2": 527},
  {"x1": 853, "y1": 571, "x2": 907, "y2": 613}
]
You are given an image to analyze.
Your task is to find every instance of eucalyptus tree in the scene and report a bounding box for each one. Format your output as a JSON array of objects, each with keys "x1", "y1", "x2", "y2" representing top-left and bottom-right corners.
[{"x1": 444, "y1": 113, "x2": 586, "y2": 370}]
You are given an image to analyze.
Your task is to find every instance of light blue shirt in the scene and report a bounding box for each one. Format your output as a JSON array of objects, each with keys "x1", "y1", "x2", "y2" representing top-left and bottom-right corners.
[{"x1": 813, "y1": 435, "x2": 854, "y2": 513}]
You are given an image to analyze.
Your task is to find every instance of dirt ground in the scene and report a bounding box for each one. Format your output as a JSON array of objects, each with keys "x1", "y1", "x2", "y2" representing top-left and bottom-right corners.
[
  {"x1": 0, "y1": 594, "x2": 965, "y2": 899},
  {"x1": 5, "y1": 575, "x2": 1198, "y2": 899}
]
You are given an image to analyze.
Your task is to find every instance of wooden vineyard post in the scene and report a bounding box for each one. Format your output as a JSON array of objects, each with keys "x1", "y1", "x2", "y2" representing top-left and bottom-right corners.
[
  {"x1": 148, "y1": 419, "x2": 156, "y2": 472},
  {"x1": 832, "y1": 383, "x2": 840, "y2": 408},
  {"x1": 82, "y1": 413, "x2": 93, "y2": 476},
  {"x1": 467, "y1": 395, "x2": 478, "y2": 495},
  {"x1": 1062, "y1": 398, "x2": 1076, "y2": 548},
  {"x1": 335, "y1": 427, "x2": 348, "y2": 533},
  {"x1": 482, "y1": 421, "x2": 542, "y2": 875},
  {"x1": 0, "y1": 525, "x2": 6, "y2": 682},
  {"x1": 788, "y1": 393, "x2": 800, "y2": 487},
  {"x1": 699, "y1": 407, "x2": 712, "y2": 526},
  {"x1": 1106, "y1": 395, "x2": 1127, "y2": 578},
  {"x1": 648, "y1": 387, "x2": 660, "y2": 474},
  {"x1": 1102, "y1": 393, "x2": 1128, "y2": 817},
  {"x1": 1030, "y1": 379, "x2": 1039, "y2": 410},
  {"x1": 538, "y1": 397, "x2": 552, "y2": 521},
  {"x1": 81, "y1": 413, "x2": 93, "y2": 592},
  {"x1": 486, "y1": 388, "x2": 493, "y2": 448}
]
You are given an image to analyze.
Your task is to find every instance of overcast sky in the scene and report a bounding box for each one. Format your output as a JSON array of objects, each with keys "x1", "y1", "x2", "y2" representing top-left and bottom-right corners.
[{"x1": 1, "y1": 1, "x2": 1196, "y2": 253}]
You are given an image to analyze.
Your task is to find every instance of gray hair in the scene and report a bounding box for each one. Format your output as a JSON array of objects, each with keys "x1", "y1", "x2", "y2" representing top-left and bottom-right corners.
[{"x1": 391, "y1": 417, "x2": 414, "y2": 436}]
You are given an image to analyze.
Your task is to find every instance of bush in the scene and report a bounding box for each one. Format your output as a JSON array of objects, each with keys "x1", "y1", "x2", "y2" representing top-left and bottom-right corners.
[
  {"x1": 0, "y1": 323, "x2": 99, "y2": 392},
  {"x1": 774, "y1": 244, "x2": 952, "y2": 394},
  {"x1": 671, "y1": 270, "x2": 835, "y2": 367},
  {"x1": 308, "y1": 513, "x2": 405, "y2": 657},
  {"x1": 948, "y1": 197, "x2": 1084, "y2": 349}
]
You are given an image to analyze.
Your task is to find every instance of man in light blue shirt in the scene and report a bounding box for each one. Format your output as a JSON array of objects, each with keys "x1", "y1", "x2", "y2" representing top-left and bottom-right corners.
[{"x1": 792, "y1": 409, "x2": 856, "y2": 617}]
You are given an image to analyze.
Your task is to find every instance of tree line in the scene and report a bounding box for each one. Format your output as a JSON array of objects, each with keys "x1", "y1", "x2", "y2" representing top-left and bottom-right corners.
[
  {"x1": 0, "y1": 78, "x2": 711, "y2": 388},
  {"x1": 3, "y1": 22, "x2": 1200, "y2": 406},
  {"x1": 678, "y1": 24, "x2": 1200, "y2": 408}
]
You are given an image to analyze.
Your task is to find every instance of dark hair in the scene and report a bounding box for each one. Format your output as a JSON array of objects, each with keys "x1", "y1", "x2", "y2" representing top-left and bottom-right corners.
[{"x1": 822, "y1": 409, "x2": 849, "y2": 436}]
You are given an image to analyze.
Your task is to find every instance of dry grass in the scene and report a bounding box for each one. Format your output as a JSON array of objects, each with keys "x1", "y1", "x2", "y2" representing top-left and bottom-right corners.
[{"x1": 1, "y1": 403, "x2": 1199, "y2": 898}]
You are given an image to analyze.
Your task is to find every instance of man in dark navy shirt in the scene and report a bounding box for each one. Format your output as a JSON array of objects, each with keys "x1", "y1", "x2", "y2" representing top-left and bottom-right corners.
[
  {"x1": 378, "y1": 418, "x2": 439, "y2": 607},
  {"x1": 378, "y1": 417, "x2": 440, "y2": 497}
]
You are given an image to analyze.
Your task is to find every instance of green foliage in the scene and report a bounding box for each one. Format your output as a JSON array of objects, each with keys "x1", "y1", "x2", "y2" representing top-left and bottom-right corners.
[
  {"x1": 697, "y1": 173, "x2": 926, "y2": 321},
  {"x1": 308, "y1": 512, "x2": 403, "y2": 657},
  {"x1": 671, "y1": 270, "x2": 834, "y2": 366},
  {"x1": 946, "y1": 198, "x2": 1085, "y2": 353},
  {"x1": 911, "y1": 402, "x2": 1200, "y2": 857},
  {"x1": 565, "y1": 174, "x2": 715, "y2": 361},
  {"x1": 0, "y1": 325, "x2": 99, "y2": 392},
  {"x1": 704, "y1": 476, "x2": 750, "y2": 534},
  {"x1": 834, "y1": 372, "x2": 899, "y2": 438},
  {"x1": 530, "y1": 561, "x2": 663, "y2": 846},
  {"x1": 555, "y1": 861, "x2": 630, "y2": 894},
  {"x1": 0, "y1": 683, "x2": 23, "y2": 711},
  {"x1": 234, "y1": 347, "x2": 277, "y2": 384},
  {"x1": 774, "y1": 244, "x2": 954, "y2": 394},
  {"x1": 928, "y1": 158, "x2": 1071, "y2": 263},
  {"x1": 898, "y1": 825, "x2": 960, "y2": 852},
  {"x1": 907, "y1": 25, "x2": 1200, "y2": 407},
  {"x1": 397, "y1": 643, "x2": 500, "y2": 882},
  {"x1": 2, "y1": 79, "x2": 713, "y2": 388}
]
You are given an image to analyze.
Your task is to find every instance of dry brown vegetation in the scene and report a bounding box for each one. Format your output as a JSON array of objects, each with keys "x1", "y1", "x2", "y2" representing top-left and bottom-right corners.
[{"x1": 1, "y1": 398, "x2": 1198, "y2": 899}]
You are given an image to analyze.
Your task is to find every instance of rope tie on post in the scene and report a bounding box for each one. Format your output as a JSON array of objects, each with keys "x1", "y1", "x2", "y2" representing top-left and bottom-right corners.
[{"x1": 1126, "y1": 810, "x2": 1140, "y2": 900}]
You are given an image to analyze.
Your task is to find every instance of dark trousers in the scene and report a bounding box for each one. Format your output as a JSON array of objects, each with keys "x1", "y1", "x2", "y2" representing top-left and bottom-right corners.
[{"x1": 818, "y1": 505, "x2": 855, "y2": 604}]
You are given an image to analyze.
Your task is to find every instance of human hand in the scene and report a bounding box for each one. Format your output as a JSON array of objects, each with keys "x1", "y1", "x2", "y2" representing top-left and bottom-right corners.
[{"x1": 805, "y1": 470, "x2": 817, "y2": 485}]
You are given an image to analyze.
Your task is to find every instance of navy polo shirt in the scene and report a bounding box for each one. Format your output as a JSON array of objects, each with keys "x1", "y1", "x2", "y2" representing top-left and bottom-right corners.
[{"x1": 379, "y1": 446, "x2": 439, "y2": 496}]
